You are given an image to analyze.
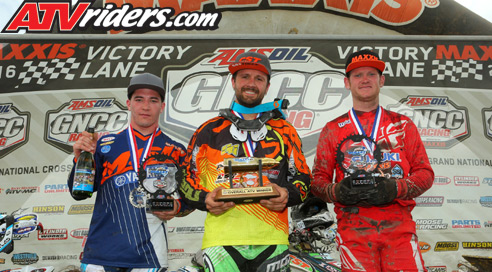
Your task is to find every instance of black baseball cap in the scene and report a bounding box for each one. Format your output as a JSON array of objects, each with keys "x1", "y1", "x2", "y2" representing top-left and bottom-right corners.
[
  {"x1": 127, "y1": 73, "x2": 165, "y2": 100},
  {"x1": 228, "y1": 52, "x2": 271, "y2": 76},
  {"x1": 345, "y1": 49, "x2": 385, "y2": 75}
]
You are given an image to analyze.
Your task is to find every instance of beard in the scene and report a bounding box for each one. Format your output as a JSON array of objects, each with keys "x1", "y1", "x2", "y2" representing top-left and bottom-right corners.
[{"x1": 235, "y1": 87, "x2": 264, "y2": 108}]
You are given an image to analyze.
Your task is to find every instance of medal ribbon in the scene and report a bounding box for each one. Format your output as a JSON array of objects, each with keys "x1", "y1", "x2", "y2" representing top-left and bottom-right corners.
[
  {"x1": 231, "y1": 110, "x2": 259, "y2": 157},
  {"x1": 348, "y1": 106, "x2": 383, "y2": 154},
  {"x1": 126, "y1": 125, "x2": 159, "y2": 174}
]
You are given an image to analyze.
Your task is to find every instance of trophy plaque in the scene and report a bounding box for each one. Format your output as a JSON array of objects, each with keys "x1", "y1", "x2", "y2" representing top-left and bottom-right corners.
[
  {"x1": 336, "y1": 134, "x2": 383, "y2": 200},
  {"x1": 215, "y1": 157, "x2": 280, "y2": 204},
  {"x1": 130, "y1": 154, "x2": 181, "y2": 211}
]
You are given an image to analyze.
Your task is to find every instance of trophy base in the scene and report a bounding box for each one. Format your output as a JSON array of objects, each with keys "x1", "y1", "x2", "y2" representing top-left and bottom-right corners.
[
  {"x1": 147, "y1": 199, "x2": 174, "y2": 211},
  {"x1": 215, "y1": 186, "x2": 280, "y2": 204}
]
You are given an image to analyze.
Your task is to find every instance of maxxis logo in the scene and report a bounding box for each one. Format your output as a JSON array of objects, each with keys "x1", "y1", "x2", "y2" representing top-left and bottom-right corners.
[
  {"x1": 44, "y1": 98, "x2": 128, "y2": 154},
  {"x1": 0, "y1": 103, "x2": 30, "y2": 159}
]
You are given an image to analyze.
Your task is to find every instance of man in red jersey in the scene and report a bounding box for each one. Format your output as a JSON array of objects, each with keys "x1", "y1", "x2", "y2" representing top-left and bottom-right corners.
[{"x1": 312, "y1": 49, "x2": 434, "y2": 272}]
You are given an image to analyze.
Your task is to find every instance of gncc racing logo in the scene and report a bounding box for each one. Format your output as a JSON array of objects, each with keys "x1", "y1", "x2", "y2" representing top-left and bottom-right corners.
[
  {"x1": 2, "y1": 0, "x2": 221, "y2": 33},
  {"x1": 387, "y1": 96, "x2": 470, "y2": 149},
  {"x1": 164, "y1": 47, "x2": 349, "y2": 154},
  {"x1": 0, "y1": 103, "x2": 30, "y2": 159},
  {"x1": 45, "y1": 98, "x2": 128, "y2": 154}
]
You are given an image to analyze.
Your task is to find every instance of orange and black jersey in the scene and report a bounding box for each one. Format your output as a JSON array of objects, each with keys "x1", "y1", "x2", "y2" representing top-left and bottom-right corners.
[
  {"x1": 180, "y1": 115, "x2": 311, "y2": 248},
  {"x1": 180, "y1": 115, "x2": 311, "y2": 210}
]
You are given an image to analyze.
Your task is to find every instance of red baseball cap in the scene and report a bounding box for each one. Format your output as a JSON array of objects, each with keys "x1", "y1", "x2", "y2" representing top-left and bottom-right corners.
[
  {"x1": 345, "y1": 49, "x2": 385, "y2": 75},
  {"x1": 228, "y1": 52, "x2": 271, "y2": 76}
]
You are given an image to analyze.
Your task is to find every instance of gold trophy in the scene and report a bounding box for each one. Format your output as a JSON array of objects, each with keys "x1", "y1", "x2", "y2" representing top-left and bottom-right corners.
[{"x1": 215, "y1": 157, "x2": 280, "y2": 204}]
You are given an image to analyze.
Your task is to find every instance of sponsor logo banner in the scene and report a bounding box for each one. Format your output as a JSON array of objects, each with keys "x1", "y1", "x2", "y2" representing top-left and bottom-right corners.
[
  {"x1": 462, "y1": 242, "x2": 492, "y2": 249},
  {"x1": 415, "y1": 196, "x2": 444, "y2": 207},
  {"x1": 45, "y1": 98, "x2": 128, "y2": 154},
  {"x1": 0, "y1": 103, "x2": 30, "y2": 159},
  {"x1": 32, "y1": 205, "x2": 65, "y2": 214},
  {"x1": 416, "y1": 219, "x2": 448, "y2": 230},
  {"x1": 70, "y1": 228, "x2": 89, "y2": 239},
  {"x1": 68, "y1": 204, "x2": 94, "y2": 215},
  {"x1": 454, "y1": 176, "x2": 479, "y2": 186},
  {"x1": 452, "y1": 220, "x2": 481, "y2": 229},
  {"x1": 387, "y1": 96, "x2": 470, "y2": 149},
  {"x1": 434, "y1": 241, "x2": 459, "y2": 252},
  {"x1": 38, "y1": 228, "x2": 68, "y2": 240},
  {"x1": 11, "y1": 252, "x2": 39, "y2": 265}
]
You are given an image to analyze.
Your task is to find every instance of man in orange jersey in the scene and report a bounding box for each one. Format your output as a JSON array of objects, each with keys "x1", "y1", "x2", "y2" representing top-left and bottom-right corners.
[{"x1": 180, "y1": 52, "x2": 311, "y2": 272}]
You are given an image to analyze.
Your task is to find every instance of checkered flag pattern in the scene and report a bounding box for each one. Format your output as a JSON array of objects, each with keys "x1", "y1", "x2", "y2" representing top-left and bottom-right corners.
[
  {"x1": 432, "y1": 59, "x2": 483, "y2": 82},
  {"x1": 19, "y1": 58, "x2": 80, "y2": 85}
]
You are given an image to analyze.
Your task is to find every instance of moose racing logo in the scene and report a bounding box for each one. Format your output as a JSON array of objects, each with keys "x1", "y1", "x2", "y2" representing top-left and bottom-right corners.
[
  {"x1": 0, "y1": 103, "x2": 30, "y2": 159},
  {"x1": 163, "y1": 47, "x2": 350, "y2": 155},
  {"x1": 387, "y1": 96, "x2": 470, "y2": 149},
  {"x1": 45, "y1": 98, "x2": 128, "y2": 154}
]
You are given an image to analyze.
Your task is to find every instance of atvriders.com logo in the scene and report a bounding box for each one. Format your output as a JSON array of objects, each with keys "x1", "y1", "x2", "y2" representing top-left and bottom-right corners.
[{"x1": 2, "y1": 0, "x2": 221, "y2": 33}]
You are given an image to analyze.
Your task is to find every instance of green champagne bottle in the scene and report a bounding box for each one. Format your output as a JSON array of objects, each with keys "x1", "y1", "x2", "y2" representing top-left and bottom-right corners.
[{"x1": 72, "y1": 127, "x2": 96, "y2": 199}]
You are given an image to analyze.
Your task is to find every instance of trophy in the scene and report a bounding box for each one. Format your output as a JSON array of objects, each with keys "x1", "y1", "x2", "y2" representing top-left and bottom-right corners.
[
  {"x1": 335, "y1": 134, "x2": 383, "y2": 201},
  {"x1": 215, "y1": 157, "x2": 281, "y2": 204},
  {"x1": 129, "y1": 154, "x2": 181, "y2": 211}
]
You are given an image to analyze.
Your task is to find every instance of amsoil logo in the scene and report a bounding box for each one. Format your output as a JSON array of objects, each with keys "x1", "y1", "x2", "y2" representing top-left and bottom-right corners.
[
  {"x1": 434, "y1": 241, "x2": 459, "y2": 251},
  {"x1": 2, "y1": 1, "x2": 221, "y2": 34},
  {"x1": 45, "y1": 98, "x2": 128, "y2": 154},
  {"x1": 38, "y1": 228, "x2": 68, "y2": 240},
  {"x1": 483, "y1": 106, "x2": 492, "y2": 141},
  {"x1": 387, "y1": 96, "x2": 470, "y2": 149},
  {"x1": 0, "y1": 103, "x2": 30, "y2": 159},
  {"x1": 415, "y1": 196, "x2": 444, "y2": 207},
  {"x1": 164, "y1": 47, "x2": 349, "y2": 155}
]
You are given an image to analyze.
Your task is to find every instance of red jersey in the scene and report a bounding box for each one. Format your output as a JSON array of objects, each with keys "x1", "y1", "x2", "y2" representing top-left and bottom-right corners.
[{"x1": 312, "y1": 108, "x2": 434, "y2": 210}]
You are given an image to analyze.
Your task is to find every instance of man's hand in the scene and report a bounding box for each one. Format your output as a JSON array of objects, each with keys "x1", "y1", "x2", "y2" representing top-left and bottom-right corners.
[
  {"x1": 72, "y1": 130, "x2": 98, "y2": 159},
  {"x1": 367, "y1": 177, "x2": 398, "y2": 206},
  {"x1": 152, "y1": 198, "x2": 180, "y2": 221},
  {"x1": 205, "y1": 188, "x2": 235, "y2": 215},
  {"x1": 332, "y1": 177, "x2": 360, "y2": 206},
  {"x1": 259, "y1": 183, "x2": 288, "y2": 212}
]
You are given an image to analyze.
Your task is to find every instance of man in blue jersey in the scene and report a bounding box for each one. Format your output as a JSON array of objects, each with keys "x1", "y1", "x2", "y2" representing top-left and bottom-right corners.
[{"x1": 68, "y1": 73, "x2": 192, "y2": 272}]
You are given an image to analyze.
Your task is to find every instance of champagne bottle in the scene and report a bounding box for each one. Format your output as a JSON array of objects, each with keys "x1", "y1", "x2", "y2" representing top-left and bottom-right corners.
[{"x1": 72, "y1": 127, "x2": 96, "y2": 199}]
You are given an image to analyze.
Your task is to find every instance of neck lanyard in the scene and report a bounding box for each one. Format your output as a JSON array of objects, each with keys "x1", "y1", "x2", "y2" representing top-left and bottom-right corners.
[
  {"x1": 126, "y1": 125, "x2": 159, "y2": 173},
  {"x1": 231, "y1": 110, "x2": 259, "y2": 157},
  {"x1": 348, "y1": 106, "x2": 383, "y2": 153}
]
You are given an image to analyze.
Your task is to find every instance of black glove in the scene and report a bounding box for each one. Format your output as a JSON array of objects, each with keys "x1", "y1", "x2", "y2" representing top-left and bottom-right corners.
[
  {"x1": 334, "y1": 177, "x2": 360, "y2": 206},
  {"x1": 366, "y1": 177, "x2": 398, "y2": 206}
]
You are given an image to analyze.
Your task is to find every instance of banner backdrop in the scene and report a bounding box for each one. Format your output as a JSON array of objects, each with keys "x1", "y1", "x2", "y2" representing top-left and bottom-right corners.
[{"x1": 1, "y1": 35, "x2": 492, "y2": 271}]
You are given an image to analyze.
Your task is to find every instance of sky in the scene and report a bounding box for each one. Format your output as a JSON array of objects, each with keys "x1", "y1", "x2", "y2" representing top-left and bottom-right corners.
[{"x1": 0, "y1": 0, "x2": 491, "y2": 33}]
